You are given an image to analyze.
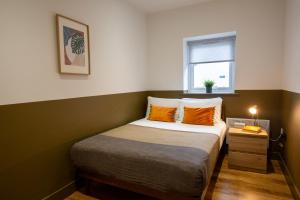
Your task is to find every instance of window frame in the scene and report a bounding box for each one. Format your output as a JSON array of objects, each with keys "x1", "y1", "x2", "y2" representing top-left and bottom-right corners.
[{"x1": 183, "y1": 32, "x2": 237, "y2": 94}]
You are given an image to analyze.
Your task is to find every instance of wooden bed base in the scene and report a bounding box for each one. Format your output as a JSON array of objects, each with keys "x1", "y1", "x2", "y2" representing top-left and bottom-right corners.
[{"x1": 78, "y1": 170, "x2": 208, "y2": 200}]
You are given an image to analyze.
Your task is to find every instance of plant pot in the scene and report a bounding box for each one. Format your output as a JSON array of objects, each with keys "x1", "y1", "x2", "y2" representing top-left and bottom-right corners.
[{"x1": 206, "y1": 87, "x2": 212, "y2": 93}]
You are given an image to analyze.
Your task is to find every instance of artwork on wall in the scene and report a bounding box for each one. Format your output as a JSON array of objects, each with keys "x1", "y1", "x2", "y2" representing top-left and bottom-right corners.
[{"x1": 56, "y1": 14, "x2": 90, "y2": 75}]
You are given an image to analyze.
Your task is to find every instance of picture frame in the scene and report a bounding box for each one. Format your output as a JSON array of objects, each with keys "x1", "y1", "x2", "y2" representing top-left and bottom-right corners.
[{"x1": 56, "y1": 14, "x2": 90, "y2": 75}]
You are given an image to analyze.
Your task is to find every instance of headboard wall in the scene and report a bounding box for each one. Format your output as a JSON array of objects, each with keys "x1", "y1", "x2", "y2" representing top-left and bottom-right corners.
[{"x1": 147, "y1": 90, "x2": 282, "y2": 139}]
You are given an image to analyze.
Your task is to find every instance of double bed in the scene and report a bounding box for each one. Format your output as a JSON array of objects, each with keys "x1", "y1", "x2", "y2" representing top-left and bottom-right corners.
[{"x1": 71, "y1": 117, "x2": 226, "y2": 199}]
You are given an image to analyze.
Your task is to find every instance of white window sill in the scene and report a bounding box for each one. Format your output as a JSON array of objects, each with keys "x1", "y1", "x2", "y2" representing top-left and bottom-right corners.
[{"x1": 184, "y1": 90, "x2": 237, "y2": 95}]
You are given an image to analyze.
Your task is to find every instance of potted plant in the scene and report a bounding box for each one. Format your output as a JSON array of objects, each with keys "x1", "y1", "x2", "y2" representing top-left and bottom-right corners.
[{"x1": 204, "y1": 80, "x2": 215, "y2": 93}]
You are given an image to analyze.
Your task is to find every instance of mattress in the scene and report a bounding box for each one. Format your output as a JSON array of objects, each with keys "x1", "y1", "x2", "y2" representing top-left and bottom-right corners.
[
  {"x1": 131, "y1": 118, "x2": 227, "y2": 148},
  {"x1": 71, "y1": 120, "x2": 223, "y2": 198}
]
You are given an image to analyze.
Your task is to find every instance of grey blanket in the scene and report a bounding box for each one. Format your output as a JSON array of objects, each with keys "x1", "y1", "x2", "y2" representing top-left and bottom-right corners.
[{"x1": 71, "y1": 124, "x2": 219, "y2": 197}]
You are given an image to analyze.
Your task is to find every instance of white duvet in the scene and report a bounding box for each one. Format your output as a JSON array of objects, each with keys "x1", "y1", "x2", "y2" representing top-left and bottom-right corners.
[{"x1": 130, "y1": 118, "x2": 227, "y2": 148}]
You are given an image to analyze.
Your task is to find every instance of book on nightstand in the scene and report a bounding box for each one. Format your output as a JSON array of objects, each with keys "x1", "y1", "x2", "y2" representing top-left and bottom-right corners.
[{"x1": 242, "y1": 125, "x2": 262, "y2": 133}]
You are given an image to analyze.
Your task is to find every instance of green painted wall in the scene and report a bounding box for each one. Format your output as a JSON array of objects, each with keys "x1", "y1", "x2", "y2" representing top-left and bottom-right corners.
[{"x1": 0, "y1": 92, "x2": 147, "y2": 200}]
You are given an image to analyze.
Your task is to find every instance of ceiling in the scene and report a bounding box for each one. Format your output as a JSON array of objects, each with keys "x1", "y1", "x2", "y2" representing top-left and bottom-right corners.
[{"x1": 126, "y1": 0, "x2": 214, "y2": 13}]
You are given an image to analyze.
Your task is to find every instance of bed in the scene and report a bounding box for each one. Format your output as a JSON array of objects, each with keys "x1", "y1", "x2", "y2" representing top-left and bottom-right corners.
[{"x1": 71, "y1": 118, "x2": 226, "y2": 200}]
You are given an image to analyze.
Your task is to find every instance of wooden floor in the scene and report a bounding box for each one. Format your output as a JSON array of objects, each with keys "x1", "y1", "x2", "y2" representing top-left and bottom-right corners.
[
  {"x1": 205, "y1": 155, "x2": 294, "y2": 200},
  {"x1": 65, "y1": 191, "x2": 98, "y2": 200},
  {"x1": 66, "y1": 155, "x2": 294, "y2": 200}
]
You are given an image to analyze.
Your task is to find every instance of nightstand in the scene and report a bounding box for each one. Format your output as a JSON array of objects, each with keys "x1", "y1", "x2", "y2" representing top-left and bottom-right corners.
[{"x1": 228, "y1": 127, "x2": 268, "y2": 173}]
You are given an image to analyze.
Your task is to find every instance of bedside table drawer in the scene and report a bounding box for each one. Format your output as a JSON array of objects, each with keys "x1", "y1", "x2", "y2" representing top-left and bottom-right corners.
[
  {"x1": 229, "y1": 151, "x2": 267, "y2": 172},
  {"x1": 229, "y1": 135, "x2": 267, "y2": 154}
]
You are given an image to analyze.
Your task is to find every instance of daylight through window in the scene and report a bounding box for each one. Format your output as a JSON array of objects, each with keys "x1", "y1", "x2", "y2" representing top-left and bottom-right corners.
[{"x1": 184, "y1": 32, "x2": 236, "y2": 93}]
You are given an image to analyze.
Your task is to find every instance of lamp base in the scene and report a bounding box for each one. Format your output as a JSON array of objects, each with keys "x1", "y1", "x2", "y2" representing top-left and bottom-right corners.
[{"x1": 243, "y1": 125, "x2": 261, "y2": 133}]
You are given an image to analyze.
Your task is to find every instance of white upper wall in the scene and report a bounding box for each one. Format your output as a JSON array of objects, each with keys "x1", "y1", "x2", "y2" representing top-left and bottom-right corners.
[
  {"x1": 147, "y1": 0, "x2": 285, "y2": 90},
  {"x1": 126, "y1": 0, "x2": 213, "y2": 13},
  {"x1": 283, "y1": 0, "x2": 300, "y2": 93},
  {"x1": 0, "y1": 0, "x2": 147, "y2": 105},
  {"x1": 0, "y1": 0, "x2": 293, "y2": 106}
]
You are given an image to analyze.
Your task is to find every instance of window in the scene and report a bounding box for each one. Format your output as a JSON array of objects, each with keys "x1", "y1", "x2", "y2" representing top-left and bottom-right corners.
[{"x1": 183, "y1": 32, "x2": 236, "y2": 93}]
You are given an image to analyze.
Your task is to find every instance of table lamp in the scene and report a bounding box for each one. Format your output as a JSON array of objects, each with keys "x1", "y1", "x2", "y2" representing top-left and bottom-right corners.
[{"x1": 243, "y1": 105, "x2": 262, "y2": 133}]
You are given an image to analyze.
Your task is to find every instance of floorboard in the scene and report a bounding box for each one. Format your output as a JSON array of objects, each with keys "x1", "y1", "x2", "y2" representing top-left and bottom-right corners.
[
  {"x1": 205, "y1": 155, "x2": 294, "y2": 200},
  {"x1": 65, "y1": 191, "x2": 98, "y2": 200},
  {"x1": 66, "y1": 155, "x2": 294, "y2": 200}
]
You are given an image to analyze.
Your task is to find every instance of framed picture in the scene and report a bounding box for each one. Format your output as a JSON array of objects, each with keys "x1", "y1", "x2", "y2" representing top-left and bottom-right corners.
[{"x1": 56, "y1": 14, "x2": 90, "y2": 75}]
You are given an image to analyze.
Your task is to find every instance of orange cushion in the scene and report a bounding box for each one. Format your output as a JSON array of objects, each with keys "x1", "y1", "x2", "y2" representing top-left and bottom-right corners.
[
  {"x1": 182, "y1": 107, "x2": 215, "y2": 126},
  {"x1": 148, "y1": 105, "x2": 177, "y2": 122}
]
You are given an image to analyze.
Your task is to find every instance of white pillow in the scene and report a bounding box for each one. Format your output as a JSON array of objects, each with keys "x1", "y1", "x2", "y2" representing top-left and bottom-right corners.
[
  {"x1": 179, "y1": 97, "x2": 223, "y2": 124},
  {"x1": 146, "y1": 96, "x2": 181, "y2": 120}
]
